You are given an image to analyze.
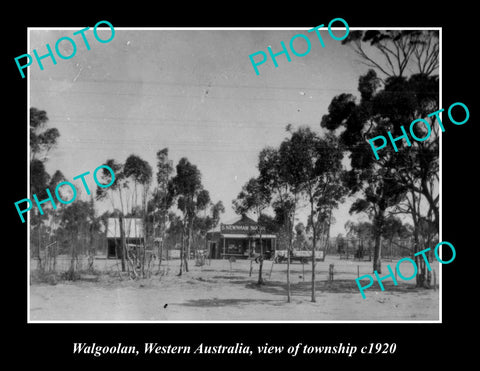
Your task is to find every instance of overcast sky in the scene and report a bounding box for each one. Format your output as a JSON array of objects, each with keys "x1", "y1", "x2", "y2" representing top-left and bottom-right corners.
[{"x1": 29, "y1": 26, "x2": 390, "y2": 235}]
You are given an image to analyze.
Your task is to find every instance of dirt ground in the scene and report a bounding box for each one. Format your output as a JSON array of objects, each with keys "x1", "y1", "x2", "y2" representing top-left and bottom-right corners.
[{"x1": 29, "y1": 256, "x2": 440, "y2": 322}]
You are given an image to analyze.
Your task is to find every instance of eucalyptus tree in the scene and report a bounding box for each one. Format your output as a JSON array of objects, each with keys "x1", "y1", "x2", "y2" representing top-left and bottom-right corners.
[
  {"x1": 123, "y1": 154, "x2": 152, "y2": 276},
  {"x1": 280, "y1": 127, "x2": 345, "y2": 302},
  {"x1": 258, "y1": 144, "x2": 298, "y2": 301},
  {"x1": 96, "y1": 159, "x2": 127, "y2": 271},
  {"x1": 233, "y1": 177, "x2": 271, "y2": 285},
  {"x1": 29, "y1": 108, "x2": 62, "y2": 268},
  {"x1": 332, "y1": 30, "x2": 440, "y2": 286},
  {"x1": 170, "y1": 157, "x2": 211, "y2": 275},
  {"x1": 321, "y1": 67, "x2": 438, "y2": 283}
]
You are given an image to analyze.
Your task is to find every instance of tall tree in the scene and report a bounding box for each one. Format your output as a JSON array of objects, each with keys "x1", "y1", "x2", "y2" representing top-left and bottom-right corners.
[
  {"x1": 321, "y1": 67, "x2": 441, "y2": 274},
  {"x1": 58, "y1": 200, "x2": 97, "y2": 277},
  {"x1": 154, "y1": 148, "x2": 174, "y2": 266},
  {"x1": 30, "y1": 107, "x2": 60, "y2": 162},
  {"x1": 95, "y1": 159, "x2": 127, "y2": 271},
  {"x1": 30, "y1": 108, "x2": 60, "y2": 211},
  {"x1": 170, "y1": 157, "x2": 210, "y2": 275},
  {"x1": 29, "y1": 108, "x2": 61, "y2": 269},
  {"x1": 279, "y1": 127, "x2": 345, "y2": 302},
  {"x1": 192, "y1": 200, "x2": 225, "y2": 259},
  {"x1": 233, "y1": 177, "x2": 271, "y2": 285},
  {"x1": 258, "y1": 144, "x2": 298, "y2": 301},
  {"x1": 123, "y1": 154, "x2": 152, "y2": 277},
  {"x1": 145, "y1": 149, "x2": 174, "y2": 270},
  {"x1": 334, "y1": 30, "x2": 439, "y2": 286}
]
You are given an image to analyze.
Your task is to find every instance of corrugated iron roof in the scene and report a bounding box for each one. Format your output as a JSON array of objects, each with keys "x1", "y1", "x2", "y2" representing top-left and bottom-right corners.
[{"x1": 106, "y1": 218, "x2": 144, "y2": 238}]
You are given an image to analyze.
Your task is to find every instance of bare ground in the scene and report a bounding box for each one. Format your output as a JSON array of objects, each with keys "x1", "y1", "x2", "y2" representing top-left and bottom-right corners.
[{"x1": 29, "y1": 256, "x2": 440, "y2": 321}]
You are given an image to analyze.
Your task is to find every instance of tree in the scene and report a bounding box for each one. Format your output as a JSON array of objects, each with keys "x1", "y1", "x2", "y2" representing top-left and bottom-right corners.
[
  {"x1": 258, "y1": 144, "x2": 299, "y2": 301},
  {"x1": 347, "y1": 164, "x2": 407, "y2": 273},
  {"x1": 381, "y1": 216, "x2": 413, "y2": 258},
  {"x1": 30, "y1": 108, "x2": 60, "y2": 209},
  {"x1": 257, "y1": 213, "x2": 281, "y2": 234},
  {"x1": 333, "y1": 30, "x2": 440, "y2": 286},
  {"x1": 192, "y1": 200, "x2": 225, "y2": 260},
  {"x1": 58, "y1": 200, "x2": 97, "y2": 278},
  {"x1": 275, "y1": 127, "x2": 345, "y2": 302},
  {"x1": 344, "y1": 30, "x2": 439, "y2": 79},
  {"x1": 345, "y1": 221, "x2": 374, "y2": 241},
  {"x1": 95, "y1": 159, "x2": 127, "y2": 271},
  {"x1": 210, "y1": 201, "x2": 225, "y2": 228},
  {"x1": 29, "y1": 108, "x2": 61, "y2": 270},
  {"x1": 123, "y1": 154, "x2": 152, "y2": 277},
  {"x1": 145, "y1": 149, "x2": 174, "y2": 271},
  {"x1": 30, "y1": 107, "x2": 60, "y2": 162},
  {"x1": 321, "y1": 66, "x2": 444, "y2": 274},
  {"x1": 170, "y1": 157, "x2": 211, "y2": 275},
  {"x1": 294, "y1": 223, "x2": 309, "y2": 250},
  {"x1": 150, "y1": 148, "x2": 174, "y2": 269},
  {"x1": 233, "y1": 177, "x2": 271, "y2": 285}
]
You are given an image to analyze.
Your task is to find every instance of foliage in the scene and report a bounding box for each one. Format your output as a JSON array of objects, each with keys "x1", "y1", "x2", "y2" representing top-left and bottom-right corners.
[
  {"x1": 170, "y1": 157, "x2": 212, "y2": 274},
  {"x1": 320, "y1": 62, "x2": 438, "y2": 275},
  {"x1": 30, "y1": 107, "x2": 60, "y2": 161},
  {"x1": 233, "y1": 177, "x2": 271, "y2": 218},
  {"x1": 343, "y1": 30, "x2": 439, "y2": 78},
  {"x1": 279, "y1": 127, "x2": 346, "y2": 301}
]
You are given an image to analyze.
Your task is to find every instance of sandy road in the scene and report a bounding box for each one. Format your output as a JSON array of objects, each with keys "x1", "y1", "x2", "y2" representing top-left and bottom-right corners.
[{"x1": 29, "y1": 257, "x2": 440, "y2": 321}]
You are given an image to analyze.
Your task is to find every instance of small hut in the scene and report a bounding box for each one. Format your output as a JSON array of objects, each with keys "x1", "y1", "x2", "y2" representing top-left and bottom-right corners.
[{"x1": 104, "y1": 218, "x2": 144, "y2": 259}]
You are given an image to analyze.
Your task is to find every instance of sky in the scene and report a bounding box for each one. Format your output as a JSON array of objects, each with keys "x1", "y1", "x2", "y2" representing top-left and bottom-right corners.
[{"x1": 29, "y1": 26, "x2": 390, "y2": 235}]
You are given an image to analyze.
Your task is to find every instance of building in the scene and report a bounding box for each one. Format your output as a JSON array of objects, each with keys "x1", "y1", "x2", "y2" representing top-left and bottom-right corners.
[
  {"x1": 104, "y1": 217, "x2": 144, "y2": 259},
  {"x1": 205, "y1": 215, "x2": 277, "y2": 259}
]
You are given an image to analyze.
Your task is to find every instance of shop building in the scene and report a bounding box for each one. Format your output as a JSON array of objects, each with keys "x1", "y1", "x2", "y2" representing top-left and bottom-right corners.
[{"x1": 205, "y1": 215, "x2": 277, "y2": 259}]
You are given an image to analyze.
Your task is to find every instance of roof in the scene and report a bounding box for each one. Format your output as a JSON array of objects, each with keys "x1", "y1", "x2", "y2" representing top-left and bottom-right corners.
[
  {"x1": 106, "y1": 218, "x2": 144, "y2": 238},
  {"x1": 206, "y1": 214, "x2": 271, "y2": 235}
]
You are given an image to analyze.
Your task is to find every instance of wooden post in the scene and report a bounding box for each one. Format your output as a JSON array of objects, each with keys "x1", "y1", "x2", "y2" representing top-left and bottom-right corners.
[
  {"x1": 357, "y1": 265, "x2": 360, "y2": 278},
  {"x1": 223, "y1": 238, "x2": 226, "y2": 259},
  {"x1": 268, "y1": 260, "x2": 274, "y2": 279},
  {"x1": 329, "y1": 264, "x2": 334, "y2": 281}
]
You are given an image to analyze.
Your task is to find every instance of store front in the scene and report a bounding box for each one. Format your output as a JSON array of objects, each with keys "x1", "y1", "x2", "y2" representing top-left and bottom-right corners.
[{"x1": 205, "y1": 215, "x2": 277, "y2": 259}]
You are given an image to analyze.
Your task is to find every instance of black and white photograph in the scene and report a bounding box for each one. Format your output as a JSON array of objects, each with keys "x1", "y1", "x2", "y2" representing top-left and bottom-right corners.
[{"x1": 26, "y1": 26, "x2": 441, "y2": 322}]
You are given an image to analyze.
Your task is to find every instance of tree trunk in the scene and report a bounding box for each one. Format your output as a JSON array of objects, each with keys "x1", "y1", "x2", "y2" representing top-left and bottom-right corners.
[
  {"x1": 409, "y1": 190, "x2": 429, "y2": 288},
  {"x1": 413, "y1": 230, "x2": 430, "y2": 288},
  {"x1": 373, "y1": 234, "x2": 382, "y2": 273},
  {"x1": 142, "y1": 197, "x2": 147, "y2": 278},
  {"x1": 157, "y1": 217, "x2": 166, "y2": 273},
  {"x1": 158, "y1": 238, "x2": 164, "y2": 273},
  {"x1": 69, "y1": 236, "x2": 76, "y2": 277},
  {"x1": 185, "y1": 220, "x2": 192, "y2": 272},
  {"x1": 257, "y1": 226, "x2": 265, "y2": 285},
  {"x1": 184, "y1": 228, "x2": 190, "y2": 273},
  {"x1": 421, "y1": 177, "x2": 439, "y2": 228},
  {"x1": 372, "y1": 208, "x2": 385, "y2": 274},
  {"x1": 119, "y1": 214, "x2": 126, "y2": 272},
  {"x1": 178, "y1": 227, "x2": 184, "y2": 276},
  {"x1": 310, "y1": 200, "x2": 316, "y2": 303},
  {"x1": 257, "y1": 256, "x2": 264, "y2": 285},
  {"x1": 287, "y1": 228, "x2": 292, "y2": 303}
]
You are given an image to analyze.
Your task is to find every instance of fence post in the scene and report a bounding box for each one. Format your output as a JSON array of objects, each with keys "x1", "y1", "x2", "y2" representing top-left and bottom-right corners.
[{"x1": 329, "y1": 264, "x2": 334, "y2": 281}]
